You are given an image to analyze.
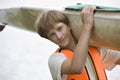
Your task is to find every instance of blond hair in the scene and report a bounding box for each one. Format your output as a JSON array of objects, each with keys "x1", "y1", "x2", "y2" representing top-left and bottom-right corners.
[{"x1": 35, "y1": 10, "x2": 69, "y2": 38}]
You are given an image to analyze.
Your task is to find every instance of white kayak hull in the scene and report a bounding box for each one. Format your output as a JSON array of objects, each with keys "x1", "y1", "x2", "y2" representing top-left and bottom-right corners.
[{"x1": 0, "y1": 7, "x2": 120, "y2": 50}]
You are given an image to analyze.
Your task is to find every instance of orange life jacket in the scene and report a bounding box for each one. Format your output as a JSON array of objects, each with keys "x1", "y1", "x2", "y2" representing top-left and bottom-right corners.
[{"x1": 56, "y1": 46, "x2": 107, "y2": 80}]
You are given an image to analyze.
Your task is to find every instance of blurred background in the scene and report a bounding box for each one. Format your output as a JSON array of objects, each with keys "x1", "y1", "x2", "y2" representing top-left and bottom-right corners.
[{"x1": 0, "y1": 0, "x2": 120, "y2": 80}]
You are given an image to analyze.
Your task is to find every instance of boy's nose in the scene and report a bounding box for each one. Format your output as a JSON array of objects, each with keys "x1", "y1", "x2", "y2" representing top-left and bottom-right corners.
[{"x1": 56, "y1": 32, "x2": 62, "y2": 39}]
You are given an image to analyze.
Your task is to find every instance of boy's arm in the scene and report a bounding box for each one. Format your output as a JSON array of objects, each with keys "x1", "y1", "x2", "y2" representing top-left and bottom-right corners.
[
  {"x1": 61, "y1": 6, "x2": 96, "y2": 74},
  {"x1": 98, "y1": 48, "x2": 120, "y2": 70}
]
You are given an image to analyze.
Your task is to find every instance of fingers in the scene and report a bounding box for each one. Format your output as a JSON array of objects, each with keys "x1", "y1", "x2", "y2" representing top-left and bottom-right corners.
[
  {"x1": 81, "y1": 6, "x2": 96, "y2": 15},
  {"x1": 81, "y1": 6, "x2": 95, "y2": 23},
  {"x1": 81, "y1": 6, "x2": 96, "y2": 30}
]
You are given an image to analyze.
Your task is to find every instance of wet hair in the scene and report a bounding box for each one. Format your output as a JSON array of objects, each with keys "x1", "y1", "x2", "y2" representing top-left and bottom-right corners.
[{"x1": 35, "y1": 10, "x2": 69, "y2": 38}]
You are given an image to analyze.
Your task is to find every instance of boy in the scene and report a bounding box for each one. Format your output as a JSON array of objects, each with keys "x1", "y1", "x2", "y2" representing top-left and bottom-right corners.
[{"x1": 35, "y1": 6, "x2": 120, "y2": 80}]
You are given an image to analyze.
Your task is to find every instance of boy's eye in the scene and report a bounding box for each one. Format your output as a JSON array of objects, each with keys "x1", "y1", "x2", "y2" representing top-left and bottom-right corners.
[
  {"x1": 51, "y1": 33, "x2": 55, "y2": 36},
  {"x1": 49, "y1": 33, "x2": 55, "y2": 37},
  {"x1": 58, "y1": 26, "x2": 63, "y2": 31}
]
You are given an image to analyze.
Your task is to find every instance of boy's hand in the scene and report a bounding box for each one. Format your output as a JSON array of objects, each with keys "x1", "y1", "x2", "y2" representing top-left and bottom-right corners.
[{"x1": 81, "y1": 6, "x2": 96, "y2": 31}]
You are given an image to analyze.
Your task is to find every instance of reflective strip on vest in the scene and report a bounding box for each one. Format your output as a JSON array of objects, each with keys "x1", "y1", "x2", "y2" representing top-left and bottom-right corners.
[{"x1": 55, "y1": 46, "x2": 107, "y2": 80}]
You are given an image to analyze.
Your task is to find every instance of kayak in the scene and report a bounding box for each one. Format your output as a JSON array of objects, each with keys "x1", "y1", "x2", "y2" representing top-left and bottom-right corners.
[{"x1": 0, "y1": 5, "x2": 120, "y2": 50}]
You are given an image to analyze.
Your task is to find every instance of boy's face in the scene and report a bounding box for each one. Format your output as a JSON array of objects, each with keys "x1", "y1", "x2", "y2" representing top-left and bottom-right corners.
[{"x1": 47, "y1": 22, "x2": 73, "y2": 48}]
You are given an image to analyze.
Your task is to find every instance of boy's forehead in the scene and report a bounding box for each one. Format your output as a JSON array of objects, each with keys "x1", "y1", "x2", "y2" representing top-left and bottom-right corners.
[
  {"x1": 47, "y1": 22, "x2": 64, "y2": 33},
  {"x1": 47, "y1": 22, "x2": 58, "y2": 30}
]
